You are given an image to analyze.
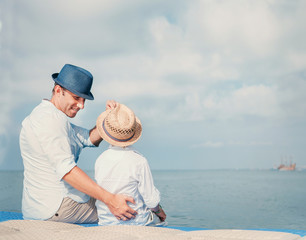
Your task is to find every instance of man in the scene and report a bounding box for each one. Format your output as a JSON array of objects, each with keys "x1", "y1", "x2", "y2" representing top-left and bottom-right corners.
[{"x1": 20, "y1": 64, "x2": 137, "y2": 223}]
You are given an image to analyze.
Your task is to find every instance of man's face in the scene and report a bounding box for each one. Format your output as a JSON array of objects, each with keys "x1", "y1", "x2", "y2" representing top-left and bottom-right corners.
[{"x1": 58, "y1": 87, "x2": 85, "y2": 118}]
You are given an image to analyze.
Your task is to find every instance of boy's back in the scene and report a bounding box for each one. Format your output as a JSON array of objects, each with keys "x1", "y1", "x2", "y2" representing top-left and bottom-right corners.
[
  {"x1": 94, "y1": 103, "x2": 166, "y2": 226},
  {"x1": 95, "y1": 145, "x2": 160, "y2": 226}
]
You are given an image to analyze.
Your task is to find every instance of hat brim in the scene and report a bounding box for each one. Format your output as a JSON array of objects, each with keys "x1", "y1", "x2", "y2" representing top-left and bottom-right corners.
[
  {"x1": 96, "y1": 109, "x2": 142, "y2": 147},
  {"x1": 52, "y1": 73, "x2": 94, "y2": 100}
]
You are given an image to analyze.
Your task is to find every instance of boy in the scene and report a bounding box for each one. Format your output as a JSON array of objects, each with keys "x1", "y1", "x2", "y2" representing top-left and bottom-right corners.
[{"x1": 95, "y1": 104, "x2": 166, "y2": 226}]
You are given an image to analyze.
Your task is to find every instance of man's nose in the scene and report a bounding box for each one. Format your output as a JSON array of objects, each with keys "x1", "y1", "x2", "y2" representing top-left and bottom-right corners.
[{"x1": 77, "y1": 100, "x2": 85, "y2": 109}]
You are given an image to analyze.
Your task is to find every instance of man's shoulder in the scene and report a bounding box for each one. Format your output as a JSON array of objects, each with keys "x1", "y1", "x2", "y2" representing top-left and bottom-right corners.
[
  {"x1": 32, "y1": 100, "x2": 66, "y2": 121},
  {"x1": 23, "y1": 100, "x2": 68, "y2": 129}
]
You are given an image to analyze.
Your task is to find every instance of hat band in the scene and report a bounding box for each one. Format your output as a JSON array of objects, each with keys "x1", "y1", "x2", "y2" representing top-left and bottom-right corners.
[{"x1": 102, "y1": 120, "x2": 135, "y2": 143}]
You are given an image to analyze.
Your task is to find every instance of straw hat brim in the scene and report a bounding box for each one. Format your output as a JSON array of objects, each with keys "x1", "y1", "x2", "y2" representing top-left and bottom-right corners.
[{"x1": 96, "y1": 109, "x2": 142, "y2": 147}]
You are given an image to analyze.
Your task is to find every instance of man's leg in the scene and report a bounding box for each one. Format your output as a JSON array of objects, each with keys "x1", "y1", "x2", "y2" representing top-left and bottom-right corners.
[{"x1": 48, "y1": 197, "x2": 98, "y2": 224}]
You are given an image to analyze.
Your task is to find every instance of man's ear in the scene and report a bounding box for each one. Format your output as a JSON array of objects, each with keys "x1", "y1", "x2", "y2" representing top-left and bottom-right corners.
[{"x1": 54, "y1": 85, "x2": 62, "y2": 94}]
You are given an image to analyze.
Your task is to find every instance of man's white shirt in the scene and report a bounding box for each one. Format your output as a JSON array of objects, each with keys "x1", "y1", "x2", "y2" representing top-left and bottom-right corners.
[{"x1": 20, "y1": 100, "x2": 95, "y2": 220}]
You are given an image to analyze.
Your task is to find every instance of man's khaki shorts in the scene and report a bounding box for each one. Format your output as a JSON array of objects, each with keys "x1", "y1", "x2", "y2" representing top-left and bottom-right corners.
[{"x1": 48, "y1": 197, "x2": 98, "y2": 224}]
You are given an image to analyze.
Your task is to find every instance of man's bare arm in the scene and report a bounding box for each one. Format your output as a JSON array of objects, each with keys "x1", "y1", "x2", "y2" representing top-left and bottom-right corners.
[
  {"x1": 89, "y1": 100, "x2": 118, "y2": 146},
  {"x1": 89, "y1": 126, "x2": 102, "y2": 146}
]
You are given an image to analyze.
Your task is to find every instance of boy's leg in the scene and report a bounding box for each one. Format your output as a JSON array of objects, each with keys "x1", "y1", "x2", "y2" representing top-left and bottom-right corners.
[{"x1": 145, "y1": 211, "x2": 167, "y2": 226}]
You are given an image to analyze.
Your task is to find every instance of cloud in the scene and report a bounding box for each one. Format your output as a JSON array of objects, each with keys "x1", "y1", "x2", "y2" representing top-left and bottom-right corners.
[
  {"x1": 148, "y1": 16, "x2": 204, "y2": 76},
  {"x1": 157, "y1": 84, "x2": 280, "y2": 125},
  {"x1": 228, "y1": 141, "x2": 273, "y2": 146},
  {"x1": 1, "y1": 0, "x2": 306, "y2": 169},
  {"x1": 185, "y1": 1, "x2": 281, "y2": 56},
  {"x1": 206, "y1": 84, "x2": 280, "y2": 118},
  {"x1": 191, "y1": 140, "x2": 273, "y2": 149},
  {"x1": 191, "y1": 141, "x2": 225, "y2": 148}
]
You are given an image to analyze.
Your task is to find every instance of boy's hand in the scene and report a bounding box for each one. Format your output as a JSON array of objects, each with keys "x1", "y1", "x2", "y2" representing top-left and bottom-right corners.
[
  {"x1": 152, "y1": 204, "x2": 166, "y2": 222},
  {"x1": 155, "y1": 208, "x2": 166, "y2": 222}
]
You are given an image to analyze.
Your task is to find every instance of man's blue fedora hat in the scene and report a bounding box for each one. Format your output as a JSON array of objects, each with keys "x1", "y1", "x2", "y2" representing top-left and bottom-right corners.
[{"x1": 52, "y1": 64, "x2": 94, "y2": 100}]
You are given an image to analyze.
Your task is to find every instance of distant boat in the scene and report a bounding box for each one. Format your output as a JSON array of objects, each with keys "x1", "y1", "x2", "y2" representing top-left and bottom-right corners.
[{"x1": 277, "y1": 163, "x2": 296, "y2": 171}]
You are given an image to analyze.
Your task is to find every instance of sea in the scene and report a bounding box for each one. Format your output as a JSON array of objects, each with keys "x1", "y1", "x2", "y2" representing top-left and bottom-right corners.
[{"x1": 1, "y1": 169, "x2": 306, "y2": 230}]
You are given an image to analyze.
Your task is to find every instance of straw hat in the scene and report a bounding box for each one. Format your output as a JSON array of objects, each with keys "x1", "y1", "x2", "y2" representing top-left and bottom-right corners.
[{"x1": 96, "y1": 104, "x2": 142, "y2": 147}]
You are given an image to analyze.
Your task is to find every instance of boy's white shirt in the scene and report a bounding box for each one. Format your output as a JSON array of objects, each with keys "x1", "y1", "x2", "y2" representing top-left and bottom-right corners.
[{"x1": 95, "y1": 145, "x2": 160, "y2": 226}]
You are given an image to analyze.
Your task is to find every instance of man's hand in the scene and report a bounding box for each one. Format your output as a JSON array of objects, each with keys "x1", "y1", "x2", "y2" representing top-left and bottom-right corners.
[
  {"x1": 106, "y1": 193, "x2": 137, "y2": 221},
  {"x1": 106, "y1": 100, "x2": 117, "y2": 110},
  {"x1": 63, "y1": 167, "x2": 137, "y2": 221},
  {"x1": 90, "y1": 100, "x2": 118, "y2": 146}
]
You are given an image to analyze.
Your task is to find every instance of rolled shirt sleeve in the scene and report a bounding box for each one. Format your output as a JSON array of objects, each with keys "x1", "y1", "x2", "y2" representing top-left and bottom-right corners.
[
  {"x1": 32, "y1": 113, "x2": 77, "y2": 180},
  {"x1": 71, "y1": 123, "x2": 96, "y2": 148},
  {"x1": 137, "y1": 159, "x2": 161, "y2": 209},
  {"x1": 32, "y1": 116, "x2": 96, "y2": 180}
]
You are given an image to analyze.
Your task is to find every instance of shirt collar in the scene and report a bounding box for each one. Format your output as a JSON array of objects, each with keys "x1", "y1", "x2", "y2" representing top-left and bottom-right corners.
[
  {"x1": 108, "y1": 145, "x2": 134, "y2": 151},
  {"x1": 41, "y1": 99, "x2": 67, "y2": 118}
]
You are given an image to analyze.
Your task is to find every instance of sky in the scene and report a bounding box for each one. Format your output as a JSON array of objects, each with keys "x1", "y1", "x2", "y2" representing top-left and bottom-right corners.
[{"x1": 0, "y1": 0, "x2": 306, "y2": 170}]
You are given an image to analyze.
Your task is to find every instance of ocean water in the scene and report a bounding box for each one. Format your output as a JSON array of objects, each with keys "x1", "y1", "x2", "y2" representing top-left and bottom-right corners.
[{"x1": 1, "y1": 170, "x2": 306, "y2": 230}]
